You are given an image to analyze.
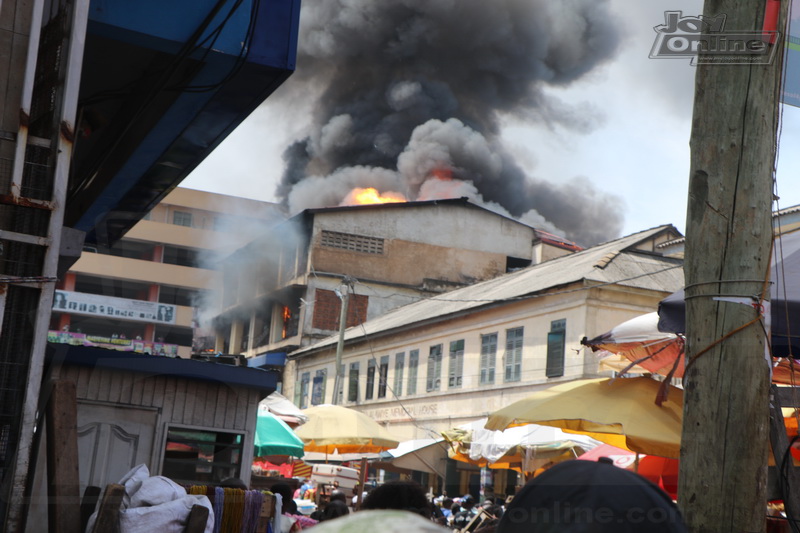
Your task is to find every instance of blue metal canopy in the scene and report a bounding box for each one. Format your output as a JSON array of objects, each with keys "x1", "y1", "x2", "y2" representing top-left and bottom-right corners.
[{"x1": 66, "y1": 0, "x2": 300, "y2": 245}]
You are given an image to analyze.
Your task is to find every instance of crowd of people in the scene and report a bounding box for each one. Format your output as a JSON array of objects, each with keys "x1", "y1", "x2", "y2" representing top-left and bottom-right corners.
[{"x1": 266, "y1": 459, "x2": 690, "y2": 532}]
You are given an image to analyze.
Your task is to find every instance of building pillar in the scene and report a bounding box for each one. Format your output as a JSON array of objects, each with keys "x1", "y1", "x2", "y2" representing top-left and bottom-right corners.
[
  {"x1": 246, "y1": 311, "x2": 257, "y2": 355},
  {"x1": 56, "y1": 273, "x2": 77, "y2": 331},
  {"x1": 214, "y1": 334, "x2": 226, "y2": 354},
  {"x1": 57, "y1": 314, "x2": 71, "y2": 331},
  {"x1": 143, "y1": 284, "x2": 159, "y2": 342},
  {"x1": 229, "y1": 320, "x2": 243, "y2": 355},
  {"x1": 62, "y1": 272, "x2": 77, "y2": 291}
]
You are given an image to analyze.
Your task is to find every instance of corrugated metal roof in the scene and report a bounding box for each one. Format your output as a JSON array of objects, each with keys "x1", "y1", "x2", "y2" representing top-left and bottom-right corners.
[{"x1": 292, "y1": 225, "x2": 684, "y2": 356}]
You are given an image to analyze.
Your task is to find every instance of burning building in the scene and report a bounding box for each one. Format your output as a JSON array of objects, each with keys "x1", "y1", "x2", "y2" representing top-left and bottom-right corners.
[
  {"x1": 209, "y1": 197, "x2": 581, "y2": 387},
  {"x1": 270, "y1": 0, "x2": 626, "y2": 248}
]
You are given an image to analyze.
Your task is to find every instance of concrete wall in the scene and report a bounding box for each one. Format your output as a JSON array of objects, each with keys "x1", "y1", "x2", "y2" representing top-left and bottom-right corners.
[
  {"x1": 286, "y1": 283, "x2": 672, "y2": 441},
  {"x1": 313, "y1": 204, "x2": 535, "y2": 255}
]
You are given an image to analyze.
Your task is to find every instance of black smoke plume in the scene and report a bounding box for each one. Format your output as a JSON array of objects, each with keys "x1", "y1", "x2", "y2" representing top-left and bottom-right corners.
[{"x1": 274, "y1": 0, "x2": 625, "y2": 246}]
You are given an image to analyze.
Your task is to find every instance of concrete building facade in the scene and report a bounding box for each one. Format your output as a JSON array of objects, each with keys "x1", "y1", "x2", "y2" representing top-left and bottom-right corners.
[
  {"x1": 49, "y1": 188, "x2": 284, "y2": 358},
  {"x1": 211, "y1": 198, "x2": 580, "y2": 366},
  {"x1": 286, "y1": 225, "x2": 684, "y2": 441}
]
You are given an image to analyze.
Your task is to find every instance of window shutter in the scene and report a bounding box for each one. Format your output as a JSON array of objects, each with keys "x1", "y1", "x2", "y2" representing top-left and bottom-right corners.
[{"x1": 546, "y1": 331, "x2": 566, "y2": 377}]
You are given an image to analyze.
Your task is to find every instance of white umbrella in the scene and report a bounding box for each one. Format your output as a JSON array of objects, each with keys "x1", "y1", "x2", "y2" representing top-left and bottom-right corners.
[
  {"x1": 384, "y1": 438, "x2": 449, "y2": 478},
  {"x1": 443, "y1": 418, "x2": 602, "y2": 471},
  {"x1": 259, "y1": 391, "x2": 308, "y2": 426}
]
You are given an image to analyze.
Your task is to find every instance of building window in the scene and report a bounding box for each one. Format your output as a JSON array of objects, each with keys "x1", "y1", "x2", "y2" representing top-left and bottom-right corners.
[
  {"x1": 311, "y1": 289, "x2": 369, "y2": 331},
  {"x1": 504, "y1": 327, "x2": 524, "y2": 382},
  {"x1": 426, "y1": 344, "x2": 443, "y2": 392},
  {"x1": 366, "y1": 360, "x2": 376, "y2": 400},
  {"x1": 312, "y1": 369, "x2": 327, "y2": 405},
  {"x1": 163, "y1": 245, "x2": 200, "y2": 267},
  {"x1": 407, "y1": 350, "x2": 419, "y2": 395},
  {"x1": 173, "y1": 211, "x2": 193, "y2": 227},
  {"x1": 348, "y1": 362, "x2": 360, "y2": 402},
  {"x1": 546, "y1": 319, "x2": 567, "y2": 378},
  {"x1": 299, "y1": 372, "x2": 310, "y2": 408},
  {"x1": 162, "y1": 427, "x2": 243, "y2": 486},
  {"x1": 448, "y1": 339, "x2": 465, "y2": 388},
  {"x1": 378, "y1": 355, "x2": 389, "y2": 398},
  {"x1": 320, "y1": 230, "x2": 385, "y2": 254},
  {"x1": 394, "y1": 352, "x2": 405, "y2": 398},
  {"x1": 480, "y1": 333, "x2": 497, "y2": 385}
]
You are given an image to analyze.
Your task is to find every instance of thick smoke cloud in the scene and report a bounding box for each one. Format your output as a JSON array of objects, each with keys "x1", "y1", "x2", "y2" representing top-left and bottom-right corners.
[{"x1": 275, "y1": 0, "x2": 625, "y2": 246}]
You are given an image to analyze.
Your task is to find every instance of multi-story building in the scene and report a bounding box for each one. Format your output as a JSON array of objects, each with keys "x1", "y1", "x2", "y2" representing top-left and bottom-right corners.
[
  {"x1": 211, "y1": 198, "x2": 581, "y2": 364},
  {"x1": 286, "y1": 224, "x2": 684, "y2": 495},
  {"x1": 48, "y1": 188, "x2": 284, "y2": 358}
]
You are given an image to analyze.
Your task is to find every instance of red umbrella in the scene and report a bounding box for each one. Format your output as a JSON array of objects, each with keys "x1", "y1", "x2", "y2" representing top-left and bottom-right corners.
[
  {"x1": 582, "y1": 313, "x2": 685, "y2": 379},
  {"x1": 577, "y1": 443, "x2": 679, "y2": 499}
]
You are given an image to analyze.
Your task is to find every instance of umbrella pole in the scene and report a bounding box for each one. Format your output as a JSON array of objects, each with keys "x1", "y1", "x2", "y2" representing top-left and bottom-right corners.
[
  {"x1": 634, "y1": 453, "x2": 639, "y2": 473},
  {"x1": 356, "y1": 457, "x2": 368, "y2": 511}
]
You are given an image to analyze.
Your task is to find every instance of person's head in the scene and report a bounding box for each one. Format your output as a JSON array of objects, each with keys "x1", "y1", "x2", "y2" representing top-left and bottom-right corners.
[
  {"x1": 271, "y1": 482, "x2": 298, "y2": 515},
  {"x1": 496, "y1": 460, "x2": 688, "y2": 532},
  {"x1": 361, "y1": 480, "x2": 431, "y2": 517},
  {"x1": 330, "y1": 490, "x2": 347, "y2": 503},
  {"x1": 443, "y1": 498, "x2": 453, "y2": 509},
  {"x1": 462, "y1": 497, "x2": 476, "y2": 511}
]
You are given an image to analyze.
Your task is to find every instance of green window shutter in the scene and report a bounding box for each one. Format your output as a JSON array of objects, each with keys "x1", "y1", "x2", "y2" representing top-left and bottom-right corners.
[{"x1": 546, "y1": 331, "x2": 566, "y2": 378}]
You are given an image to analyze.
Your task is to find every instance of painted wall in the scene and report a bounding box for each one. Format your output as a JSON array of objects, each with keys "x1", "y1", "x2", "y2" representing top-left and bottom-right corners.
[
  {"x1": 286, "y1": 283, "x2": 672, "y2": 441},
  {"x1": 312, "y1": 204, "x2": 536, "y2": 255}
]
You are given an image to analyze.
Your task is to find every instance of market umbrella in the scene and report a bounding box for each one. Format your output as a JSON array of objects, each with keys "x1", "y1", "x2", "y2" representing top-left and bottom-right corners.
[
  {"x1": 576, "y1": 443, "x2": 638, "y2": 469},
  {"x1": 294, "y1": 404, "x2": 401, "y2": 454},
  {"x1": 658, "y1": 229, "x2": 800, "y2": 358},
  {"x1": 380, "y1": 438, "x2": 449, "y2": 478},
  {"x1": 582, "y1": 312, "x2": 685, "y2": 378},
  {"x1": 441, "y1": 418, "x2": 602, "y2": 471},
  {"x1": 259, "y1": 391, "x2": 308, "y2": 427},
  {"x1": 254, "y1": 410, "x2": 305, "y2": 458},
  {"x1": 576, "y1": 443, "x2": 680, "y2": 499},
  {"x1": 485, "y1": 377, "x2": 683, "y2": 458}
]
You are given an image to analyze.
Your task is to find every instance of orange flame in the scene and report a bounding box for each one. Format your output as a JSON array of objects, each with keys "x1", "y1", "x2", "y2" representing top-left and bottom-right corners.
[
  {"x1": 341, "y1": 187, "x2": 407, "y2": 206},
  {"x1": 431, "y1": 168, "x2": 453, "y2": 181},
  {"x1": 282, "y1": 306, "x2": 291, "y2": 339}
]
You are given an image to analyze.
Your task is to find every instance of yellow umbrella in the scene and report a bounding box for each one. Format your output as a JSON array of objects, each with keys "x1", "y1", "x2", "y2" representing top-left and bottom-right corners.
[
  {"x1": 485, "y1": 377, "x2": 683, "y2": 458},
  {"x1": 295, "y1": 404, "x2": 401, "y2": 454}
]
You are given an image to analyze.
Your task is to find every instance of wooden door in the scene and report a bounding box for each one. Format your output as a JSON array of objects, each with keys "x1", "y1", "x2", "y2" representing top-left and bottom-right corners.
[{"x1": 77, "y1": 402, "x2": 158, "y2": 494}]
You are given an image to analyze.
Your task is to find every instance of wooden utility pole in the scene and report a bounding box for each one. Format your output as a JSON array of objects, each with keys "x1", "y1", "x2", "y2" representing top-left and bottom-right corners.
[{"x1": 679, "y1": 1, "x2": 788, "y2": 531}]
